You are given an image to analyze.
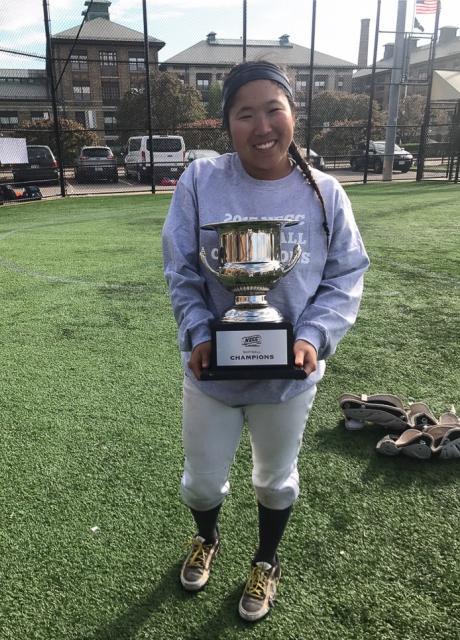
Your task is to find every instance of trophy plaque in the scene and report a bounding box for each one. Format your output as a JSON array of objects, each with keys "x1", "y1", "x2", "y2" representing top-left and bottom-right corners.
[{"x1": 199, "y1": 219, "x2": 307, "y2": 381}]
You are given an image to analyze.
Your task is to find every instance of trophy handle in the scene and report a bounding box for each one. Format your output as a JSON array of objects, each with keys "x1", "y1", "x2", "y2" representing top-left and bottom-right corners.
[
  {"x1": 200, "y1": 247, "x2": 220, "y2": 278},
  {"x1": 282, "y1": 243, "x2": 302, "y2": 275}
]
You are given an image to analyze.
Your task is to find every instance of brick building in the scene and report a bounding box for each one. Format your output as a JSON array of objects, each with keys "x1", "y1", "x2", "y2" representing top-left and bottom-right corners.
[
  {"x1": 161, "y1": 32, "x2": 355, "y2": 115},
  {"x1": 51, "y1": 0, "x2": 164, "y2": 149}
]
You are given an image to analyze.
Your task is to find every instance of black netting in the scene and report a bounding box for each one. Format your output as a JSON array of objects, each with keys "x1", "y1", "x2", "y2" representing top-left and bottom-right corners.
[{"x1": 0, "y1": 0, "x2": 457, "y2": 198}]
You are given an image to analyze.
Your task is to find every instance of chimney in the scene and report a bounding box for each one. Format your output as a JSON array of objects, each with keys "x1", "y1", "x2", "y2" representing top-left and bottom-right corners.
[
  {"x1": 438, "y1": 26, "x2": 458, "y2": 45},
  {"x1": 358, "y1": 19, "x2": 370, "y2": 67},
  {"x1": 83, "y1": 0, "x2": 111, "y2": 21},
  {"x1": 383, "y1": 43, "x2": 395, "y2": 59},
  {"x1": 207, "y1": 32, "x2": 217, "y2": 44},
  {"x1": 279, "y1": 34, "x2": 290, "y2": 46}
]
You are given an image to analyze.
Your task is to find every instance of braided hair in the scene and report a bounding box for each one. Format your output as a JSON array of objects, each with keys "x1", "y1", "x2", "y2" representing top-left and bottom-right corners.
[{"x1": 222, "y1": 61, "x2": 330, "y2": 242}]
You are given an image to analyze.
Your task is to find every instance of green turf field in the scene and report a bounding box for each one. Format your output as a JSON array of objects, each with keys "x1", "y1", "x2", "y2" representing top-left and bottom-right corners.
[{"x1": 0, "y1": 182, "x2": 458, "y2": 640}]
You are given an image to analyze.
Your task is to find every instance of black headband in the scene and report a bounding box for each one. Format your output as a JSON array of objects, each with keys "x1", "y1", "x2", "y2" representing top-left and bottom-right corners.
[{"x1": 222, "y1": 63, "x2": 293, "y2": 127}]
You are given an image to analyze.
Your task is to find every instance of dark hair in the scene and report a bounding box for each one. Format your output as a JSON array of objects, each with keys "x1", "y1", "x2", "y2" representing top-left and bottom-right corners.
[{"x1": 222, "y1": 61, "x2": 330, "y2": 241}]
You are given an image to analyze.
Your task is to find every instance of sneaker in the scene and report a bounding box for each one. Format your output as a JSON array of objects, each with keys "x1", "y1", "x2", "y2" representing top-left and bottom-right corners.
[
  {"x1": 180, "y1": 535, "x2": 219, "y2": 591},
  {"x1": 238, "y1": 558, "x2": 281, "y2": 622}
]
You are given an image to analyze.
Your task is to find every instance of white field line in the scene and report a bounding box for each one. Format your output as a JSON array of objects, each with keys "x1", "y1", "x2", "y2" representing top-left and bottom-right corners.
[{"x1": 0, "y1": 255, "x2": 147, "y2": 289}]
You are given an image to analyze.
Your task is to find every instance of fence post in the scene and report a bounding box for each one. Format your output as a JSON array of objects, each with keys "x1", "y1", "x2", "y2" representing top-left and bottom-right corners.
[
  {"x1": 42, "y1": 0, "x2": 66, "y2": 197},
  {"x1": 416, "y1": 0, "x2": 441, "y2": 181},
  {"x1": 142, "y1": 0, "x2": 155, "y2": 194},
  {"x1": 242, "y1": 0, "x2": 247, "y2": 62},
  {"x1": 306, "y1": 0, "x2": 316, "y2": 157},
  {"x1": 363, "y1": 0, "x2": 382, "y2": 184}
]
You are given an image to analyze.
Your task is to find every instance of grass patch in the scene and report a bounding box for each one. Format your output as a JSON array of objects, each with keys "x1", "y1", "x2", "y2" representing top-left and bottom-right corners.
[{"x1": 0, "y1": 184, "x2": 459, "y2": 639}]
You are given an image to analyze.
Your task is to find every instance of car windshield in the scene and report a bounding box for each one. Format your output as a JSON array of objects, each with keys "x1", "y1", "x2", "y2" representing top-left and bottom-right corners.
[
  {"x1": 28, "y1": 147, "x2": 53, "y2": 161},
  {"x1": 83, "y1": 148, "x2": 111, "y2": 157},
  {"x1": 374, "y1": 142, "x2": 403, "y2": 152},
  {"x1": 146, "y1": 138, "x2": 182, "y2": 152}
]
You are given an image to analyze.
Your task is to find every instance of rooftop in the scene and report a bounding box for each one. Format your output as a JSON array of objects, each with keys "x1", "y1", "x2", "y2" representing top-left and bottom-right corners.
[
  {"x1": 164, "y1": 33, "x2": 354, "y2": 68},
  {"x1": 52, "y1": 17, "x2": 164, "y2": 48}
]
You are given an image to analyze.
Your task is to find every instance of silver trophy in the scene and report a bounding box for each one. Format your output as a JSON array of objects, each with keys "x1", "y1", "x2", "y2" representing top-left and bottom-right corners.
[{"x1": 199, "y1": 219, "x2": 306, "y2": 380}]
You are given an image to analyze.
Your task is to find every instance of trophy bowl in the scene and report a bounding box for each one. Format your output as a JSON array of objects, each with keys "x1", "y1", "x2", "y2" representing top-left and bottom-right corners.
[{"x1": 200, "y1": 219, "x2": 301, "y2": 322}]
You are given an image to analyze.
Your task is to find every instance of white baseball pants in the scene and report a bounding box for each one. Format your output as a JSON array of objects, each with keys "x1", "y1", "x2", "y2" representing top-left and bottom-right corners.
[{"x1": 181, "y1": 376, "x2": 317, "y2": 511}]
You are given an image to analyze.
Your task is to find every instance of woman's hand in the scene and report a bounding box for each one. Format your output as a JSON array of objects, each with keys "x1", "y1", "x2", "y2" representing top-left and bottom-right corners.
[
  {"x1": 188, "y1": 341, "x2": 212, "y2": 380},
  {"x1": 293, "y1": 340, "x2": 317, "y2": 376}
]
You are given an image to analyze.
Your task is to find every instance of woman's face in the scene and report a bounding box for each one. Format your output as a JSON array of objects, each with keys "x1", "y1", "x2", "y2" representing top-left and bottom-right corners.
[{"x1": 228, "y1": 79, "x2": 295, "y2": 181}]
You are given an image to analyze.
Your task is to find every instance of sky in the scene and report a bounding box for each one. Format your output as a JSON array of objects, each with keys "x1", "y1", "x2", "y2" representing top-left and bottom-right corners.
[{"x1": 0, "y1": 0, "x2": 458, "y2": 69}]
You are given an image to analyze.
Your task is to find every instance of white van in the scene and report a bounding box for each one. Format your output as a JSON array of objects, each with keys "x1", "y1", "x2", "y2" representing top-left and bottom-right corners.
[{"x1": 124, "y1": 135, "x2": 186, "y2": 183}]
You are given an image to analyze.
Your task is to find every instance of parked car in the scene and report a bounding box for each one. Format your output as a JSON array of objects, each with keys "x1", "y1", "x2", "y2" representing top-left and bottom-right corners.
[
  {"x1": 185, "y1": 149, "x2": 220, "y2": 165},
  {"x1": 124, "y1": 135, "x2": 186, "y2": 183},
  {"x1": 350, "y1": 141, "x2": 413, "y2": 173},
  {"x1": 300, "y1": 147, "x2": 326, "y2": 171},
  {"x1": 12, "y1": 145, "x2": 59, "y2": 185},
  {"x1": 75, "y1": 146, "x2": 118, "y2": 183}
]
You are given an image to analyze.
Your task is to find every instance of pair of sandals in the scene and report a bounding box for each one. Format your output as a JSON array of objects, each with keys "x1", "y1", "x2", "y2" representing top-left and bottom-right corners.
[{"x1": 339, "y1": 394, "x2": 460, "y2": 460}]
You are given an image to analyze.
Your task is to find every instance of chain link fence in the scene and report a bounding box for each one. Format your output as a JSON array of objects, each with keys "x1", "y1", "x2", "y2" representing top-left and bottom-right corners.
[{"x1": 0, "y1": 0, "x2": 458, "y2": 200}]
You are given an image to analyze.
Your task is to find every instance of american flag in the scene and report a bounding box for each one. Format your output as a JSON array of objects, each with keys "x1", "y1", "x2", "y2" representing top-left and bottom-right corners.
[{"x1": 416, "y1": 0, "x2": 439, "y2": 14}]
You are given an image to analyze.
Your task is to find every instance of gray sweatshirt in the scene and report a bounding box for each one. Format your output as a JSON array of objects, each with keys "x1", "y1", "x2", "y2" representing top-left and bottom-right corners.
[{"x1": 162, "y1": 153, "x2": 369, "y2": 406}]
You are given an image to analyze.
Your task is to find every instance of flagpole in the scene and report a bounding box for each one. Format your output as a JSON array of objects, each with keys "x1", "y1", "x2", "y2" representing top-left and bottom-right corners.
[{"x1": 416, "y1": 0, "x2": 441, "y2": 180}]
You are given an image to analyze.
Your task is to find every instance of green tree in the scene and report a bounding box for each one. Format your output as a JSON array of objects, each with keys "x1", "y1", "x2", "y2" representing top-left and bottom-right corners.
[
  {"x1": 398, "y1": 94, "x2": 450, "y2": 144},
  {"x1": 207, "y1": 82, "x2": 222, "y2": 118},
  {"x1": 310, "y1": 91, "x2": 374, "y2": 128},
  {"x1": 16, "y1": 118, "x2": 98, "y2": 164},
  {"x1": 311, "y1": 115, "x2": 386, "y2": 158},
  {"x1": 116, "y1": 70, "x2": 206, "y2": 144}
]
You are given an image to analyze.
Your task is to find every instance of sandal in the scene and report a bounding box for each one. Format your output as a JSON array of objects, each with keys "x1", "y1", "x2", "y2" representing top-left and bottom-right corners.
[{"x1": 376, "y1": 424, "x2": 460, "y2": 460}]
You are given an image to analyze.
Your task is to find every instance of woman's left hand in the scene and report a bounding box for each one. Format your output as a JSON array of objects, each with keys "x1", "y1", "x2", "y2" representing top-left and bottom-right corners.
[{"x1": 293, "y1": 340, "x2": 317, "y2": 376}]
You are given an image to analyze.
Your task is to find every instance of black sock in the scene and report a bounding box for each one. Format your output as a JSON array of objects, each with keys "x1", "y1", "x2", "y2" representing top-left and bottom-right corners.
[
  {"x1": 254, "y1": 502, "x2": 293, "y2": 566},
  {"x1": 190, "y1": 504, "x2": 221, "y2": 544}
]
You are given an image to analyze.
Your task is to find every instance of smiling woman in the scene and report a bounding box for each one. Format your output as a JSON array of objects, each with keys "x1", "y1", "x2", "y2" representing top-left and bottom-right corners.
[
  {"x1": 227, "y1": 80, "x2": 295, "y2": 181},
  {"x1": 162, "y1": 60, "x2": 369, "y2": 624}
]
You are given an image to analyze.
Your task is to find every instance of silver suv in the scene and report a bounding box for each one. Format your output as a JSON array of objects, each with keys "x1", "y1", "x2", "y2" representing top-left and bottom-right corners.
[{"x1": 75, "y1": 146, "x2": 118, "y2": 183}]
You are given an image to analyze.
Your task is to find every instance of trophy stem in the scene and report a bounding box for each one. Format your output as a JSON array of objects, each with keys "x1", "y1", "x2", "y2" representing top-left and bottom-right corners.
[
  {"x1": 234, "y1": 293, "x2": 268, "y2": 307},
  {"x1": 222, "y1": 294, "x2": 284, "y2": 323}
]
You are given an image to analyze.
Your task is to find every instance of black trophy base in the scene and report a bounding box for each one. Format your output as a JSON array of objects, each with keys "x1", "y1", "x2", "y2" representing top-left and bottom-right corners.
[
  {"x1": 200, "y1": 366, "x2": 306, "y2": 381},
  {"x1": 200, "y1": 320, "x2": 307, "y2": 381}
]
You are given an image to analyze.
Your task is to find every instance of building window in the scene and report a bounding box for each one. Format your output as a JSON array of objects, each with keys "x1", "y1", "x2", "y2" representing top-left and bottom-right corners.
[
  {"x1": 196, "y1": 73, "x2": 212, "y2": 100},
  {"x1": 336, "y1": 76, "x2": 344, "y2": 90},
  {"x1": 130, "y1": 80, "x2": 145, "y2": 93},
  {"x1": 73, "y1": 83, "x2": 91, "y2": 101},
  {"x1": 101, "y1": 81, "x2": 120, "y2": 104},
  {"x1": 31, "y1": 111, "x2": 50, "y2": 122},
  {"x1": 295, "y1": 74, "x2": 309, "y2": 93},
  {"x1": 0, "y1": 111, "x2": 19, "y2": 127},
  {"x1": 314, "y1": 75, "x2": 327, "y2": 90},
  {"x1": 74, "y1": 111, "x2": 86, "y2": 127},
  {"x1": 99, "y1": 51, "x2": 118, "y2": 73},
  {"x1": 71, "y1": 51, "x2": 88, "y2": 71},
  {"x1": 196, "y1": 73, "x2": 211, "y2": 89},
  {"x1": 128, "y1": 52, "x2": 145, "y2": 72},
  {"x1": 104, "y1": 111, "x2": 117, "y2": 132}
]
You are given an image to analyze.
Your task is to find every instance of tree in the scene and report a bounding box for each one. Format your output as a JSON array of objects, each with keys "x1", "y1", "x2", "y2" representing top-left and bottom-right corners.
[
  {"x1": 398, "y1": 94, "x2": 450, "y2": 144},
  {"x1": 116, "y1": 69, "x2": 206, "y2": 145},
  {"x1": 207, "y1": 82, "x2": 222, "y2": 119},
  {"x1": 306, "y1": 91, "x2": 386, "y2": 157},
  {"x1": 310, "y1": 91, "x2": 374, "y2": 128},
  {"x1": 15, "y1": 118, "x2": 98, "y2": 164}
]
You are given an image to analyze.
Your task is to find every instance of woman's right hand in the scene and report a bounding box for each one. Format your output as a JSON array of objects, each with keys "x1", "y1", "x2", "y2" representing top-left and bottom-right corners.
[{"x1": 188, "y1": 341, "x2": 212, "y2": 380}]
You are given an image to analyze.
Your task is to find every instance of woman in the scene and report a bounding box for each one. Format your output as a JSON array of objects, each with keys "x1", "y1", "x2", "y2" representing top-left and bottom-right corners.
[{"x1": 162, "y1": 61, "x2": 369, "y2": 622}]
